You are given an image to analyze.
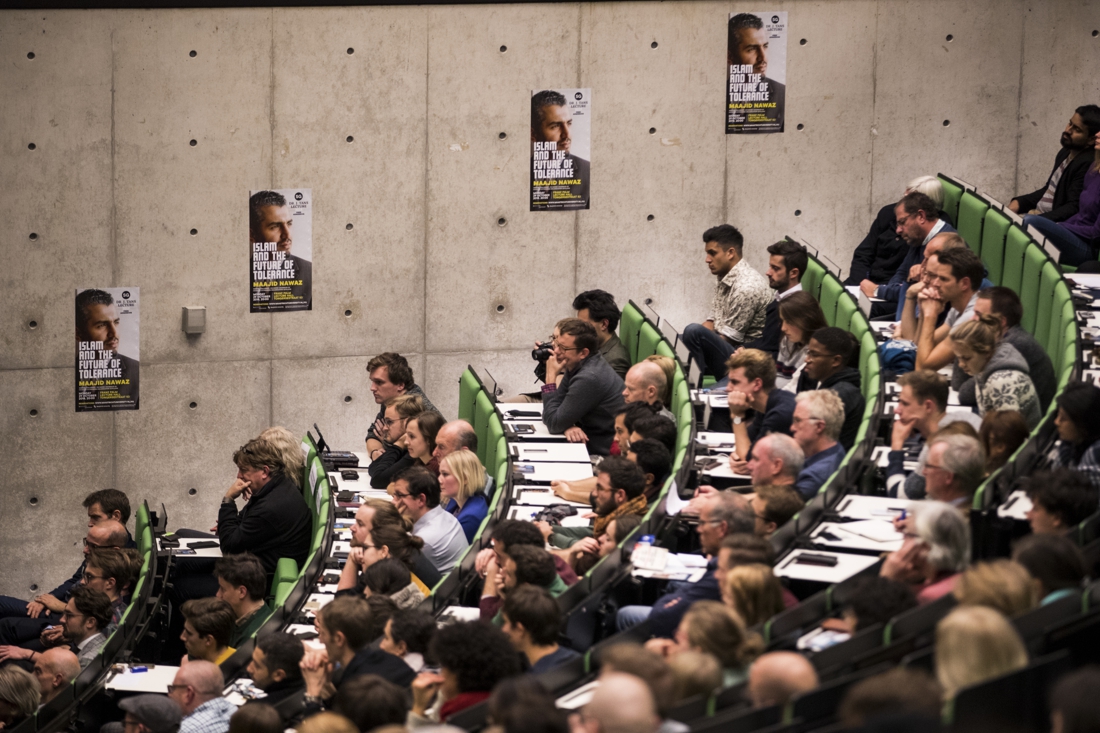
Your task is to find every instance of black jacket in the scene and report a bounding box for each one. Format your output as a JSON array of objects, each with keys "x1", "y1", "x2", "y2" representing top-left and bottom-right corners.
[
  {"x1": 797, "y1": 367, "x2": 864, "y2": 450},
  {"x1": 368, "y1": 445, "x2": 416, "y2": 489},
  {"x1": 846, "y1": 204, "x2": 955, "y2": 285},
  {"x1": 745, "y1": 298, "x2": 782, "y2": 357},
  {"x1": 543, "y1": 354, "x2": 626, "y2": 455},
  {"x1": 333, "y1": 647, "x2": 416, "y2": 691},
  {"x1": 218, "y1": 472, "x2": 312, "y2": 574},
  {"x1": 262, "y1": 678, "x2": 307, "y2": 725},
  {"x1": 1014, "y1": 147, "x2": 1093, "y2": 222}
]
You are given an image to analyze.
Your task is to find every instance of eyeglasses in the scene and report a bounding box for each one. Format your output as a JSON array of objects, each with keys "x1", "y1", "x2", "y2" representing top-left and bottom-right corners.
[
  {"x1": 82, "y1": 572, "x2": 105, "y2": 582},
  {"x1": 392, "y1": 492, "x2": 412, "y2": 500},
  {"x1": 553, "y1": 345, "x2": 582, "y2": 353},
  {"x1": 59, "y1": 610, "x2": 86, "y2": 620},
  {"x1": 383, "y1": 417, "x2": 407, "y2": 426},
  {"x1": 166, "y1": 684, "x2": 191, "y2": 694},
  {"x1": 698, "y1": 519, "x2": 726, "y2": 527},
  {"x1": 790, "y1": 416, "x2": 824, "y2": 425},
  {"x1": 924, "y1": 463, "x2": 950, "y2": 472},
  {"x1": 804, "y1": 350, "x2": 836, "y2": 360}
]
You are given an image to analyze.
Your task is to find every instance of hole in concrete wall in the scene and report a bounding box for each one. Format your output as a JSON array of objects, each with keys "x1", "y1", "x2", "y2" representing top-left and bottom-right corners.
[
  {"x1": 651, "y1": 41, "x2": 658, "y2": 49},
  {"x1": 29, "y1": 584, "x2": 38, "y2": 591},
  {"x1": 797, "y1": 123, "x2": 804, "y2": 130},
  {"x1": 647, "y1": 214, "x2": 655, "y2": 221},
  {"x1": 29, "y1": 497, "x2": 38, "y2": 506},
  {"x1": 29, "y1": 409, "x2": 39, "y2": 417},
  {"x1": 28, "y1": 143, "x2": 36, "y2": 151},
  {"x1": 500, "y1": 45, "x2": 507, "y2": 53},
  {"x1": 644, "y1": 298, "x2": 653, "y2": 305},
  {"x1": 346, "y1": 223, "x2": 354, "y2": 230},
  {"x1": 496, "y1": 304, "x2": 505, "y2": 313},
  {"x1": 795, "y1": 210, "x2": 802, "y2": 216},
  {"x1": 945, "y1": 34, "x2": 953, "y2": 42},
  {"x1": 190, "y1": 228, "x2": 197, "y2": 236},
  {"x1": 189, "y1": 139, "x2": 197, "y2": 146},
  {"x1": 943, "y1": 120, "x2": 951, "y2": 127},
  {"x1": 27, "y1": 52, "x2": 35, "y2": 59},
  {"x1": 28, "y1": 320, "x2": 37, "y2": 329},
  {"x1": 188, "y1": 488, "x2": 197, "y2": 496},
  {"x1": 649, "y1": 127, "x2": 656, "y2": 134},
  {"x1": 346, "y1": 135, "x2": 354, "y2": 143},
  {"x1": 189, "y1": 50, "x2": 197, "y2": 57},
  {"x1": 1093, "y1": 30, "x2": 1098, "y2": 37},
  {"x1": 799, "y1": 39, "x2": 807, "y2": 46},
  {"x1": 344, "y1": 395, "x2": 353, "y2": 403},
  {"x1": 189, "y1": 401, "x2": 197, "y2": 409},
  {"x1": 497, "y1": 217, "x2": 507, "y2": 227},
  {"x1": 344, "y1": 309, "x2": 352, "y2": 317},
  {"x1": 499, "y1": 132, "x2": 507, "y2": 139},
  {"x1": 347, "y1": 47, "x2": 355, "y2": 54},
  {"x1": 29, "y1": 233, "x2": 38, "y2": 241}
]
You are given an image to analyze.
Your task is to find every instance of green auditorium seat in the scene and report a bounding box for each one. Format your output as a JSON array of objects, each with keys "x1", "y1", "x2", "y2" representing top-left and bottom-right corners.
[
  {"x1": 1037, "y1": 262, "x2": 1059, "y2": 352},
  {"x1": 459, "y1": 368, "x2": 480, "y2": 423},
  {"x1": 620, "y1": 304, "x2": 644, "y2": 363},
  {"x1": 938, "y1": 175, "x2": 964, "y2": 225},
  {"x1": 835, "y1": 295, "x2": 858, "y2": 334},
  {"x1": 819, "y1": 277, "x2": 843, "y2": 325},
  {"x1": 957, "y1": 192, "x2": 989, "y2": 253},
  {"x1": 802, "y1": 260, "x2": 825, "y2": 300},
  {"x1": 1002, "y1": 226, "x2": 1029, "y2": 294},
  {"x1": 980, "y1": 209, "x2": 1011, "y2": 285},
  {"x1": 638, "y1": 322, "x2": 661, "y2": 362},
  {"x1": 671, "y1": 377, "x2": 690, "y2": 420},
  {"x1": 656, "y1": 340, "x2": 675, "y2": 360},
  {"x1": 473, "y1": 391, "x2": 493, "y2": 465},
  {"x1": 272, "y1": 557, "x2": 299, "y2": 606},
  {"x1": 1020, "y1": 246, "x2": 1046, "y2": 334},
  {"x1": 486, "y1": 416, "x2": 505, "y2": 477}
]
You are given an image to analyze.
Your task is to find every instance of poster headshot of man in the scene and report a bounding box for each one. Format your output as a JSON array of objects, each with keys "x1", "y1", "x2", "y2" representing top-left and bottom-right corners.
[
  {"x1": 727, "y1": 12, "x2": 785, "y2": 132},
  {"x1": 249, "y1": 190, "x2": 312, "y2": 309},
  {"x1": 75, "y1": 289, "x2": 139, "y2": 409},
  {"x1": 531, "y1": 90, "x2": 590, "y2": 209}
]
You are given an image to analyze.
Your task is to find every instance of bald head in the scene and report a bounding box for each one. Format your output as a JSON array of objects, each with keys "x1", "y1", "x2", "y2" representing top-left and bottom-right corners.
[
  {"x1": 35, "y1": 648, "x2": 80, "y2": 703},
  {"x1": 172, "y1": 661, "x2": 224, "y2": 713},
  {"x1": 86, "y1": 520, "x2": 127, "y2": 555},
  {"x1": 623, "y1": 362, "x2": 667, "y2": 406},
  {"x1": 433, "y1": 419, "x2": 477, "y2": 460},
  {"x1": 748, "y1": 652, "x2": 819, "y2": 708},
  {"x1": 584, "y1": 672, "x2": 658, "y2": 733}
]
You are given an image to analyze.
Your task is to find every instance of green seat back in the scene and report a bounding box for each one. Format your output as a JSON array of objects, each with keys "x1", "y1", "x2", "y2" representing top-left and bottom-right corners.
[
  {"x1": 980, "y1": 209, "x2": 1011, "y2": 284},
  {"x1": 459, "y1": 368, "x2": 480, "y2": 423},
  {"x1": 136, "y1": 503, "x2": 150, "y2": 539},
  {"x1": 1050, "y1": 286, "x2": 1073, "y2": 370},
  {"x1": 638, "y1": 322, "x2": 661, "y2": 362},
  {"x1": 473, "y1": 392, "x2": 494, "y2": 465},
  {"x1": 859, "y1": 332, "x2": 878, "y2": 380},
  {"x1": 802, "y1": 260, "x2": 825, "y2": 300},
  {"x1": 271, "y1": 557, "x2": 300, "y2": 604},
  {"x1": 820, "y1": 277, "x2": 843, "y2": 325},
  {"x1": 939, "y1": 175, "x2": 964, "y2": 225},
  {"x1": 1002, "y1": 226, "x2": 1029, "y2": 292},
  {"x1": 1036, "y1": 262, "x2": 1059, "y2": 352},
  {"x1": 676, "y1": 401, "x2": 693, "y2": 456},
  {"x1": 835, "y1": 295, "x2": 858, "y2": 333},
  {"x1": 620, "y1": 304, "x2": 645, "y2": 363},
  {"x1": 1020, "y1": 246, "x2": 1046, "y2": 334},
  {"x1": 671, "y1": 378, "x2": 690, "y2": 419},
  {"x1": 139, "y1": 527, "x2": 152, "y2": 557},
  {"x1": 957, "y1": 191, "x2": 989, "y2": 252},
  {"x1": 656, "y1": 340, "x2": 675, "y2": 360},
  {"x1": 486, "y1": 416, "x2": 505, "y2": 476}
]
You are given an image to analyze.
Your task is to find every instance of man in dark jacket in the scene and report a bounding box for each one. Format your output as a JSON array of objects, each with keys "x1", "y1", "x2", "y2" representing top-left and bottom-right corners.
[
  {"x1": 247, "y1": 632, "x2": 307, "y2": 724},
  {"x1": 796, "y1": 327, "x2": 864, "y2": 450},
  {"x1": 542, "y1": 319, "x2": 627, "y2": 455},
  {"x1": 745, "y1": 240, "x2": 806, "y2": 358},
  {"x1": 1009, "y1": 106, "x2": 1100, "y2": 222}
]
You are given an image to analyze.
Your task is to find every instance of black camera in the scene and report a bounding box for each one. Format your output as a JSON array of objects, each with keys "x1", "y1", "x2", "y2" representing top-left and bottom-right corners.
[{"x1": 532, "y1": 341, "x2": 554, "y2": 381}]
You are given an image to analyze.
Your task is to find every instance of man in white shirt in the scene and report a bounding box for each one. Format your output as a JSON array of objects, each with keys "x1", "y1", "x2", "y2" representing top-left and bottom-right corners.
[
  {"x1": 914, "y1": 247, "x2": 984, "y2": 371},
  {"x1": 391, "y1": 467, "x2": 468, "y2": 572}
]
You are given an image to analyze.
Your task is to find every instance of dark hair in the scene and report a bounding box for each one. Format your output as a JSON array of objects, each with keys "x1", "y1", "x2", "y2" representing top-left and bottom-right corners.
[
  {"x1": 489, "y1": 678, "x2": 566, "y2": 733},
  {"x1": 369, "y1": 523, "x2": 425, "y2": 571},
  {"x1": 365, "y1": 595, "x2": 399, "y2": 643},
  {"x1": 777, "y1": 291, "x2": 828, "y2": 345},
  {"x1": 628, "y1": 439, "x2": 672, "y2": 492},
  {"x1": 180, "y1": 598, "x2": 236, "y2": 648},
  {"x1": 933, "y1": 247, "x2": 985, "y2": 293},
  {"x1": 612, "y1": 514, "x2": 643, "y2": 543},
  {"x1": 754, "y1": 484, "x2": 805, "y2": 529},
  {"x1": 980, "y1": 410, "x2": 1031, "y2": 474},
  {"x1": 556, "y1": 318, "x2": 599, "y2": 356},
  {"x1": 719, "y1": 534, "x2": 776, "y2": 565},
  {"x1": 410, "y1": 410, "x2": 445, "y2": 456},
  {"x1": 598, "y1": 456, "x2": 647, "y2": 500},
  {"x1": 319, "y1": 596, "x2": 374, "y2": 651},
  {"x1": 83, "y1": 489, "x2": 131, "y2": 525},
  {"x1": 728, "y1": 13, "x2": 763, "y2": 61},
  {"x1": 531, "y1": 90, "x2": 567, "y2": 135},
  {"x1": 976, "y1": 286, "x2": 1023, "y2": 329},
  {"x1": 702, "y1": 224, "x2": 744, "y2": 255},
  {"x1": 334, "y1": 675, "x2": 409, "y2": 732},
  {"x1": 233, "y1": 437, "x2": 286, "y2": 475},
  {"x1": 622, "y1": 401, "x2": 663, "y2": 434},
  {"x1": 842, "y1": 577, "x2": 918, "y2": 631},
  {"x1": 215, "y1": 553, "x2": 267, "y2": 601},
  {"x1": 767, "y1": 241, "x2": 808, "y2": 282},
  {"x1": 69, "y1": 585, "x2": 113, "y2": 632},
  {"x1": 429, "y1": 621, "x2": 521, "y2": 693},
  {"x1": 810, "y1": 326, "x2": 856, "y2": 361},
  {"x1": 631, "y1": 414, "x2": 677, "y2": 453},
  {"x1": 507, "y1": 545, "x2": 558, "y2": 588},
  {"x1": 572, "y1": 290, "x2": 621, "y2": 333},
  {"x1": 75, "y1": 289, "x2": 115, "y2": 340},
  {"x1": 86, "y1": 547, "x2": 140, "y2": 593},
  {"x1": 1050, "y1": 665, "x2": 1100, "y2": 733},
  {"x1": 397, "y1": 466, "x2": 442, "y2": 509},
  {"x1": 491, "y1": 519, "x2": 546, "y2": 552},
  {"x1": 389, "y1": 610, "x2": 436, "y2": 657},
  {"x1": 1057, "y1": 382, "x2": 1100, "y2": 454},
  {"x1": 897, "y1": 370, "x2": 950, "y2": 412},
  {"x1": 1012, "y1": 533, "x2": 1087, "y2": 595},
  {"x1": 838, "y1": 668, "x2": 942, "y2": 727},
  {"x1": 1077, "y1": 104, "x2": 1100, "y2": 138},
  {"x1": 366, "y1": 352, "x2": 414, "y2": 389},
  {"x1": 898, "y1": 191, "x2": 940, "y2": 221},
  {"x1": 361, "y1": 558, "x2": 411, "y2": 596},
  {"x1": 502, "y1": 585, "x2": 562, "y2": 647},
  {"x1": 1023, "y1": 469, "x2": 1099, "y2": 529},
  {"x1": 228, "y1": 703, "x2": 283, "y2": 733},
  {"x1": 255, "y1": 632, "x2": 304, "y2": 682},
  {"x1": 248, "y1": 190, "x2": 287, "y2": 239}
]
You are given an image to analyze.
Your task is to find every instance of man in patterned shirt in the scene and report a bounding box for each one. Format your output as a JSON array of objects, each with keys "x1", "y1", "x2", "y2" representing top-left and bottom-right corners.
[
  {"x1": 169, "y1": 661, "x2": 237, "y2": 733},
  {"x1": 682, "y1": 224, "x2": 772, "y2": 379}
]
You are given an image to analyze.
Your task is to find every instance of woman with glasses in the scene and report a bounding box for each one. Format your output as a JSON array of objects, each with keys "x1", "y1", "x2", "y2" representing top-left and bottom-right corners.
[{"x1": 368, "y1": 394, "x2": 425, "y2": 488}]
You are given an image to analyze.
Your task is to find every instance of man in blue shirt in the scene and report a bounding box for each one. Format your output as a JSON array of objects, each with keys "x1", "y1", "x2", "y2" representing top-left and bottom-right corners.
[{"x1": 791, "y1": 391, "x2": 847, "y2": 500}]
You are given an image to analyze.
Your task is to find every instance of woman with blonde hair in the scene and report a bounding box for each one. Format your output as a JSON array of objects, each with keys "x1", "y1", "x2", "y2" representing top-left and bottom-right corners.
[
  {"x1": 644, "y1": 354, "x2": 676, "y2": 408},
  {"x1": 949, "y1": 314, "x2": 1041, "y2": 429},
  {"x1": 646, "y1": 601, "x2": 763, "y2": 687},
  {"x1": 260, "y1": 426, "x2": 306, "y2": 488},
  {"x1": 440, "y1": 449, "x2": 489, "y2": 543},
  {"x1": 721, "y1": 563, "x2": 787, "y2": 628},
  {"x1": 952, "y1": 559, "x2": 1039, "y2": 617},
  {"x1": 934, "y1": 605, "x2": 1028, "y2": 700}
]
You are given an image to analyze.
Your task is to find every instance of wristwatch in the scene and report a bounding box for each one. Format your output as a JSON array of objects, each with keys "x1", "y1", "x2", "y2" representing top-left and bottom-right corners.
[{"x1": 732, "y1": 417, "x2": 743, "y2": 425}]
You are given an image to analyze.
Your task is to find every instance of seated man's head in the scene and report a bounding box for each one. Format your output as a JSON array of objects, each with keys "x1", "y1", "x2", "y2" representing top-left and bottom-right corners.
[
  {"x1": 1024, "y1": 469, "x2": 1099, "y2": 535},
  {"x1": 802, "y1": 327, "x2": 855, "y2": 384},
  {"x1": 248, "y1": 632, "x2": 304, "y2": 691},
  {"x1": 835, "y1": 576, "x2": 918, "y2": 633},
  {"x1": 791, "y1": 390, "x2": 844, "y2": 456},
  {"x1": 702, "y1": 224, "x2": 744, "y2": 278},
  {"x1": 118, "y1": 694, "x2": 182, "y2": 733},
  {"x1": 573, "y1": 289, "x2": 620, "y2": 341},
  {"x1": 922, "y1": 434, "x2": 985, "y2": 503},
  {"x1": 623, "y1": 361, "x2": 668, "y2": 406},
  {"x1": 726, "y1": 348, "x2": 776, "y2": 404},
  {"x1": 895, "y1": 370, "x2": 949, "y2": 434},
  {"x1": 929, "y1": 247, "x2": 984, "y2": 308},
  {"x1": 838, "y1": 667, "x2": 942, "y2": 728},
  {"x1": 83, "y1": 488, "x2": 131, "y2": 529},
  {"x1": 380, "y1": 609, "x2": 436, "y2": 661},
  {"x1": 333, "y1": 675, "x2": 409, "y2": 733},
  {"x1": 63, "y1": 585, "x2": 112, "y2": 645},
  {"x1": 1011, "y1": 533, "x2": 1087, "y2": 600},
  {"x1": 383, "y1": 393, "x2": 424, "y2": 444},
  {"x1": 367, "y1": 352, "x2": 414, "y2": 406},
  {"x1": 626, "y1": 439, "x2": 672, "y2": 498},
  {"x1": 429, "y1": 621, "x2": 520, "y2": 702},
  {"x1": 1059, "y1": 105, "x2": 1100, "y2": 151},
  {"x1": 489, "y1": 519, "x2": 546, "y2": 568},
  {"x1": 233, "y1": 437, "x2": 286, "y2": 494},
  {"x1": 974, "y1": 286, "x2": 1023, "y2": 336},
  {"x1": 433, "y1": 419, "x2": 477, "y2": 460},
  {"x1": 695, "y1": 491, "x2": 754, "y2": 556},
  {"x1": 179, "y1": 598, "x2": 235, "y2": 662},
  {"x1": 894, "y1": 191, "x2": 941, "y2": 247},
  {"x1": 33, "y1": 648, "x2": 80, "y2": 705},
  {"x1": 902, "y1": 176, "x2": 944, "y2": 213},
  {"x1": 748, "y1": 434, "x2": 804, "y2": 487},
  {"x1": 590, "y1": 457, "x2": 647, "y2": 517},
  {"x1": 390, "y1": 466, "x2": 441, "y2": 522},
  {"x1": 751, "y1": 484, "x2": 804, "y2": 538},
  {"x1": 628, "y1": 413, "x2": 677, "y2": 454},
  {"x1": 83, "y1": 546, "x2": 140, "y2": 601},
  {"x1": 748, "y1": 652, "x2": 818, "y2": 709},
  {"x1": 214, "y1": 553, "x2": 267, "y2": 619},
  {"x1": 553, "y1": 319, "x2": 599, "y2": 372},
  {"x1": 765, "y1": 240, "x2": 807, "y2": 292},
  {"x1": 502, "y1": 545, "x2": 557, "y2": 592},
  {"x1": 501, "y1": 584, "x2": 562, "y2": 654},
  {"x1": 889, "y1": 501, "x2": 970, "y2": 585},
  {"x1": 316, "y1": 597, "x2": 374, "y2": 663},
  {"x1": 582, "y1": 672, "x2": 658, "y2": 733},
  {"x1": 716, "y1": 534, "x2": 774, "y2": 587},
  {"x1": 168, "y1": 660, "x2": 224, "y2": 716},
  {"x1": 84, "y1": 520, "x2": 129, "y2": 558}
]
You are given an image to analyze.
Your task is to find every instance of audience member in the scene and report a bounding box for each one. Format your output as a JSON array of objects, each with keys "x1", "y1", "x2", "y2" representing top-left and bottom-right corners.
[
  {"x1": 1011, "y1": 534, "x2": 1088, "y2": 605},
  {"x1": 0, "y1": 667, "x2": 38, "y2": 729},
  {"x1": 542, "y1": 319, "x2": 627, "y2": 455},
  {"x1": 487, "y1": 677, "x2": 568, "y2": 733},
  {"x1": 896, "y1": 229, "x2": 970, "y2": 335},
  {"x1": 847, "y1": 175, "x2": 947, "y2": 287},
  {"x1": 180, "y1": 598, "x2": 236, "y2": 665},
  {"x1": 380, "y1": 610, "x2": 436, "y2": 673},
  {"x1": 59, "y1": 585, "x2": 110, "y2": 668},
  {"x1": 597, "y1": 644, "x2": 681, "y2": 730},
  {"x1": 881, "y1": 501, "x2": 970, "y2": 603},
  {"x1": 796, "y1": 327, "x2": 864, "y2": 448},
  {"x1": 439, "y1": 449, "x2": 489, "y2": 543},
  {"x1": 115, "y1": 694, "x2": 182, "y2": 733},
  {"x1": 405, "y1": 411, "x2": 445, "y2": 475},
  {"x1": 1050, "y1": 382, "x2": 1100, "y2": 492},
  {"x1": 368, "y1": 393, "x2": 425, "y2": 488},
  {"x1": 979, "y1": 409, "x2": 1031, "y2": 475},
  {"x1": 747, "y1": 651, "x2": 819, "y2": 709},
  {"x1": 953, "y1": 560, "x2": 1039, "y2": 617},
  {"x1": 949, "y1": 315, "x2": 1041, "y2": 428},
  {"x1": 746, "y1": 434, "x2": 804, "y2": 490},
  {"x1": 825, "y1": 576, "x2": 917, "y2": 635},
  {"x1": 837, "y1": 667, "x2": 942, "y2": 728},
  {"x1": 749, "y1": 484, "x2": 804, "y2": 538},
  {"x1": 549, "y1": 457, "x2": 648, "y2": 549},
  {"x1": 83, "y1": 488, "x2": 133, "y2": 531},
  {"x1": 1023, "y1": 469, "x2": 1099, "y2": 535},
  {"x1": 338, "y1": 498, "x2": 440, "y2": 592},
  {"x1": 246, "y1": 632, "x2": 306, "y2": 717},
  {"x1": 721, "y1": 348, "x2": 795, "y2": 462},
  {"x1": 481, "y1": 545, "x2": 566, "y2": 624},
  {"x1": 622, "y1": 361, "x2": 675, "y2": 420},
  {"x1": 914, "y1": 246, "x2": 983, "y2": 372},
  {"x1": 666, "y1": 650, "x2": 723, "y2": 703},
  {"x1": 1022, "y1": 133, "x2": 1100, "y2": 266},
  {"x1": 578, "y1": 672, "x2": 658, "y2": 733},
  {"x1": 502, "y1": 584, "x2": 579, "y2": 674},
  {"x1": 627, "y1": 439, "x2": 673, "y2": 503},
  {"x1": 260, "y1": 426, "x2": 306, "y2": 489},
  {"x1": 1009, "y1": 106, "x2": 1100, "y2": 223},
  {"x1": 1048, "y1": 665, "x2": 1100, "y2": 733},
  {"x1": 721, "y1": 564, "x2": 785, "y2": 626},
  {"x1": 365, "y1": 352, "x2": 438, "y2": 460},
  {"x1": 574, "y1": 289, "x2": 631, "y2": 379},
  {"x1": 359, "y1": 557, "x2": 425, "y2": 609},
  {"x1": 629, "y1": 411, "x2": 678, "y2": 455},
  {"x1": 214, "y1": 553, "x2": 272, "y2": 647},
  {"x1": 646, "y1": 601, "x2": 761, "y2": 687},
  {"x1": 682, "y1": 224, "x2": 771, "y2": 378},
  {"x1": 391, "y1": 467, "x2": 468, "y2": 573},
  {"x1": 296, "y1": 712, "x2": 357, "y2": 733},
  {"x1": 645, "y1": 355, "x2": 677, "y2": 409},
  {"x1": 920, "y1": 434, "x2": 985, "y2": 509},
  {"x1": 572, "y1": 513, "x2": 643, "y2": 576},
  {"x1": 934, "y1": 606, "x2": 1028, "y2": 700},
  {"x1": 333, "y1": 675, "x2": 409, "y2": 733},
  {"x1": 433, "y1": 418, "x2": 479, "y2": 461},
  {"x1": 791, "y1": 390, "x2": 847, "y2": 499},
  {"x1": 170, "y1": 661, "x2": 237, "y2": 733},
  {"x1": 475, "y1": 519, "x2": 579, "y2": 588},
  {"x1": 364, "y1": 592, "x2": 401, "y2": 644},
  {"x1": 966, "y1": 287, "x2": 1057, "y2": 412},
  {"x1": 774, "y1": 291, "x2": 827, "y2": 389},
  {"x1": 32, "y1": 647, "x2": 80, "y2": 706},
  {"x1": 84, "y1": 545, "x2": 138, "y2": 628},
  {"x1": 744, "y1": 240, "x2": 807, "y2": 358},
  {"x1": 408, "y1": 621, "x2": 520, "y2": 725},
  {"x1": 227, "y1": 703, "x2": 282, "y2": 733}
]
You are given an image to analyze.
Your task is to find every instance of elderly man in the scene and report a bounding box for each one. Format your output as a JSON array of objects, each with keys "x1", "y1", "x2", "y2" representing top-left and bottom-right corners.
[
  {"x1": 747, "y1": 433, "x2": 804, "y2": 490},
  {"x1": 921, "y1": 434, "x2": 985, "y2": 510},
  {"x1": 622, "y1": 361, "x2": 675, "y2": 421},
  {"x1": 432, "y1": 419, "x2": 478, "y2": 460},
  {"x1": 580, "y1": 672, "x2": 658, "y2": 733},
  {"x1": 33, "y1": 648, "x2": 80, "y2": 706},
  {"x1": 749, "y1": 652, "x2": 819, "y2": 708},
  {"x1": 168, "y1": 661, "x2": 237, "y2": 733},
  {"x1": 790, "y1": 391, "x2": 847, "y2": 500}
]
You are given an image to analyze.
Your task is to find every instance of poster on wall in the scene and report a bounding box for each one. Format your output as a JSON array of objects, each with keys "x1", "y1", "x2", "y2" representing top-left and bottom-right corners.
[
  {"x1": 530, "y1": 89, "x2": 591, "y2": 211},
  {"x1": 726, "y1": 11, "x2": 787, "y2": 134},
  {"x1": 75, "y1": 287, "x2": 140, "y2": 412},
  {"x1": 249, "y1": 188, "x2": 313, "y2": 312}
]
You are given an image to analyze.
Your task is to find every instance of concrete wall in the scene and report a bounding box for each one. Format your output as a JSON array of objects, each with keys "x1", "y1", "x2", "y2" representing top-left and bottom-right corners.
[{"x1": 1, "y1": 1, "x2": 1096, "y2": 596}]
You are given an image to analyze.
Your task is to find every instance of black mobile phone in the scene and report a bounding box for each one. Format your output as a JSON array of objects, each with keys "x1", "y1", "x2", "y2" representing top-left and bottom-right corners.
[
  {"x1": 340, "y1": 470, "x2": 359, "y2": 481},
  {"x1": 188, "y1": 541, "x2": 219, "y2": 550},
  {"x1": 795, "y1": 553, "x2": 838, "y2": 567}
]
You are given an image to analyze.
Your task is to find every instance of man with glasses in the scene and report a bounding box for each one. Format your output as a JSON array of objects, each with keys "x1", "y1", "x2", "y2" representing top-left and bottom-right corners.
[
  {"x1": 921, "y1": 434, "x2": 985, "y2": 511},
  {"x1": 168, "y1": 660, "x2": 236, "y2": 733},
  {"x1": 542, "y1": 319, "x2": 626, "y2": 456},
  {"x1": 790, "y1": 391, "x2": 847, "y2": 500},
  {"x1": 59, "y1": 585, "x2": 112, "y2": 669},
  {"x1": 795, "y1": 327, "x2": 864, "y2": 449},
  {"x1": 367, "y1": 393, "x2": 425, "y2": 489},
  {"x1": 390, "y1": 467, "x2": 467, "y2": 573}
]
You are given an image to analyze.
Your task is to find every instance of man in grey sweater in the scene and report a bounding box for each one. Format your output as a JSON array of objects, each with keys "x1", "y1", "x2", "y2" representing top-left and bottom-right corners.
[{"x1": 542, "y1": 319, "x2": 627, "y2": 456}]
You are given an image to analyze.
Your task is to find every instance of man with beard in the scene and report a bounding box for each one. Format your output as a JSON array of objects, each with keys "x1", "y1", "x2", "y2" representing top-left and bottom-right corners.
[
  {"x1": 547, "y1": 457, "x2": 648, "y2": 551},
  {"x1": 745, "y1": 240, "x2": 806, "y2": 358},
  {"x1": 531, "y1": 90, "x2": 590, "y2": 209},
  {"x1": 1010, "y1": 106, "x2": 1100, "y2": 222},
  {"x1": 249, "y1": 190, "x2": 311, "y2": 308},
  {"x1": 76, "y1": 289, "x2": 139, "y2": 407},
  {"x1": 728, "y1": 13, "x2": 785, "y2": 131}
]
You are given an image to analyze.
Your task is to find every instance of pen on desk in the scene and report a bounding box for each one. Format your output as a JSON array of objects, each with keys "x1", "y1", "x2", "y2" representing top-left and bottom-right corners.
[{"x1": 899, "y1": 509, "x2": 907, "y2": 521}]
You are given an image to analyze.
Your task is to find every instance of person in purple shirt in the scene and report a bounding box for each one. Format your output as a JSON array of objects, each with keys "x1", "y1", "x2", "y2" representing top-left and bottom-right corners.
[
  {"x1": 1024, "y1": 133, "x2": 1100, "y2": 267},
  {"x1": 791, "y1": 391, "x2": 848, "y2": 500}
]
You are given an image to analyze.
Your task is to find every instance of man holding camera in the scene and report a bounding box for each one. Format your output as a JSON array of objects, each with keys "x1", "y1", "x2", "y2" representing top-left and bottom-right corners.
[{"x1": 542, "y1": 319, "x2": 626, "y2": 456}]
